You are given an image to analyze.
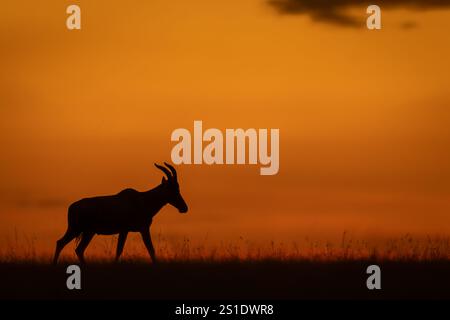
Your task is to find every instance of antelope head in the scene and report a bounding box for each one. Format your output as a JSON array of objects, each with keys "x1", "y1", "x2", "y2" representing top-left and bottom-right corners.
[{"x1": 155, "y1": 162, "x2": 188, "y2": 214}]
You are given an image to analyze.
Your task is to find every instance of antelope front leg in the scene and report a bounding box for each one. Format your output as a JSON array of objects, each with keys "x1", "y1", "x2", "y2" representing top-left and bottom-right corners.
[
  {"x1": 115, "y1": 232, "x2": 128, "y2": 261},
  {"x1": 140, "y1": 229, "x2": 157, "y2": 263}
]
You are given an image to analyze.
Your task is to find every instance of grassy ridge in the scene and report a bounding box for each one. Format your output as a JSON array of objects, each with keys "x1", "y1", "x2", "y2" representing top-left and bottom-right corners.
[
  {"x1": 1, "y1": 233, "x2": 448, "y2": 299},
  {"x1": 1, "y1": 233, "x2": 449, "y2": 262}
]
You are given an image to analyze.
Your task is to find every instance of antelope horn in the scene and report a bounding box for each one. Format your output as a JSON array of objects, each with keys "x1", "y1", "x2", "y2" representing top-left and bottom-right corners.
[
  {"x1": 164, "y1": 162, "x2": 177, "y2": 180},
  {"x1": 154, "y1": 163, "x2": 172, "y2": 180}
]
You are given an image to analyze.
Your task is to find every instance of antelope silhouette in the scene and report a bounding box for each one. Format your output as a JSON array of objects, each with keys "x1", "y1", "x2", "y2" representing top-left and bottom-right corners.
[{"x1": 53, "y1": 162, "x2": 188, "y2": 264}]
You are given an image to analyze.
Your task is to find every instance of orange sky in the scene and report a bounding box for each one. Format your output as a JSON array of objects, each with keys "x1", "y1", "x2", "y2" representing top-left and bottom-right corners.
[{"x1": 1, "y1": 1, "x2": 450, "y2": 256}]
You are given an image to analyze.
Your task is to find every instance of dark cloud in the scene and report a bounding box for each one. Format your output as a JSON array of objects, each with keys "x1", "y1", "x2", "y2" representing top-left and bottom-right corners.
[
  {"x1": 268, "y1": 0, "x2": 450, "y2": 26},
  {"x1": 10, "y1": 198, "x2": 67, "y2": 209},
  {"x1": 400, "y1": 21, "x2": 418, "y2": 29},
  {"x1": 0, "y1": 192, "x2": 67, "y2": 209}
]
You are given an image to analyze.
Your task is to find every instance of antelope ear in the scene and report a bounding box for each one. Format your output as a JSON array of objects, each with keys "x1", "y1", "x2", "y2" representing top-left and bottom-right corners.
[{"x1": 161, "y1": 177, "x2": 168, "y2": 184}]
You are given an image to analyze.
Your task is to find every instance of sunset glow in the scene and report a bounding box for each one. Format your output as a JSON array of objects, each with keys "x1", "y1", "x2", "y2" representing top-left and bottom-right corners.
[{"x1": 1, "y1": 1, "x2": 450, "y2": 260}]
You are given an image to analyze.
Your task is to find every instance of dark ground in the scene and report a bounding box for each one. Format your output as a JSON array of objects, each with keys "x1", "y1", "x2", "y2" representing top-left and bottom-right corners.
[{"x1": 0, "y1": 260, "x2": 449, "y2": 300}]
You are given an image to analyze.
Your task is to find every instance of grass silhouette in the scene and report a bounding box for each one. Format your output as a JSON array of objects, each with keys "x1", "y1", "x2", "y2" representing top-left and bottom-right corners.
[
  {"x1": 0, "y1": 232, "x2": 449, "y2": 299},
  {"x1": 1, "y1": 232, "x2": 449, "y2": 263}
]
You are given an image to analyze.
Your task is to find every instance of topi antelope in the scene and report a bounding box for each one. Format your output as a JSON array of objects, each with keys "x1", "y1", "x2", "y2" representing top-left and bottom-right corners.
[{"x1": 53, "y1": 162, "x2": 188, "y2": 264}]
